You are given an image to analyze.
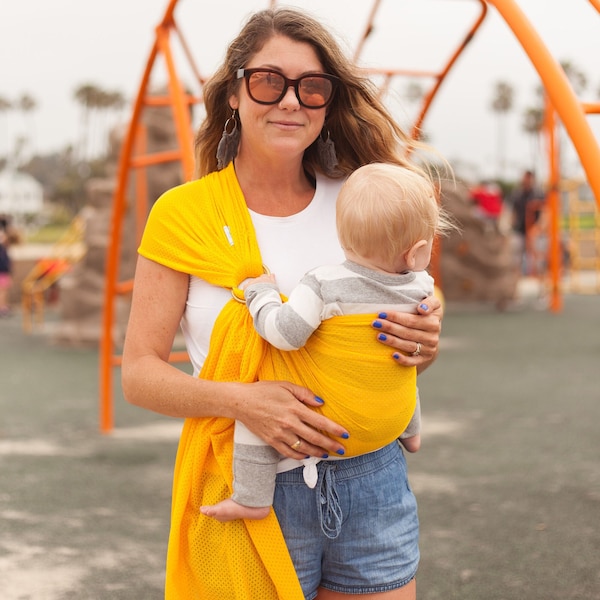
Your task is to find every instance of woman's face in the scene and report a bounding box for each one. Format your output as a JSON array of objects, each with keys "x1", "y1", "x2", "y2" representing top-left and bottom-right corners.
[{"x1": 230, "y1": 35, "x2": 328, "y2": 163}]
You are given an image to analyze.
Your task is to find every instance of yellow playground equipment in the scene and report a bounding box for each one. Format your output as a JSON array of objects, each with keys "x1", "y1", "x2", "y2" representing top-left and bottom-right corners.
[
  {"x1": 563, "y1": 179, "x2": 600, "y2": 294},
  {"x1": 21, "y1": 217, "x2": 86, "y2": 332},
  {"x1": 98, "y1": 0, "x2": 600, "y2": 432}
]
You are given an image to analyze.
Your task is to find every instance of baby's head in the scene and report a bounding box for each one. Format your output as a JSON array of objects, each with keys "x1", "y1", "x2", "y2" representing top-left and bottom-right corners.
[{"x1": 336, "y1": 163, "x2": 452, "y2": 273}]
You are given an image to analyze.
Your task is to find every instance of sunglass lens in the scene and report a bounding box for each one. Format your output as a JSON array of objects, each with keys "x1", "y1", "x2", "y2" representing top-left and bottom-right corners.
[
  {"x1": 248, "y1": 71, "x2": 285, "y2": 103},
  {"x1": 298, "y1": 77, "x2": 333, "y2": 107}
]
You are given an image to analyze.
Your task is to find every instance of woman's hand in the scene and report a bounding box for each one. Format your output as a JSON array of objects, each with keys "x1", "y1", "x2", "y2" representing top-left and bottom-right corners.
[
  {"x1": 372, "y1": 294, "x2": 443, "y2": 372},
  {"x1": 230, "y1": 380, "x2": 349, "y2": 460}
]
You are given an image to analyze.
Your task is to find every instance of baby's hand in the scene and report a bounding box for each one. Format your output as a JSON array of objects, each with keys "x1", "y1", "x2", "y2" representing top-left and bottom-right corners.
[{"x1": 241, "y1": 273, "x2": 276, "y2": 289}]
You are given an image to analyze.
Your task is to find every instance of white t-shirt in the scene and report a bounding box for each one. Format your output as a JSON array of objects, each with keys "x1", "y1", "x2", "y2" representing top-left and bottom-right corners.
[{"x1": 180, "y1": 174, "x2": 345, "y2": 376}]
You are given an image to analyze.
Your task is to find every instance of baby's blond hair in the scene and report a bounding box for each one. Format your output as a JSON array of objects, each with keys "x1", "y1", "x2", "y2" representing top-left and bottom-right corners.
[{"x1": 336, "y1": 163, "x2": 454, "y2": 266}]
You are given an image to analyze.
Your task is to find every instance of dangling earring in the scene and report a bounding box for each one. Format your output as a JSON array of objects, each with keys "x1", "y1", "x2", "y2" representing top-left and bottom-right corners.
[
  {"x1": 216, "y1": 109, "x2": 240, "y2": 170},
  {"x1": 317, "y1": 127, "x2": 338, "y2": 173}
]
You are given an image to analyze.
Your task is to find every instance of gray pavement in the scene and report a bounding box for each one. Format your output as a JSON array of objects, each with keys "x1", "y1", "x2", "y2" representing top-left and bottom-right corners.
[{"x1": 1, "y1": 283, "x2": 599, "y2": 599}]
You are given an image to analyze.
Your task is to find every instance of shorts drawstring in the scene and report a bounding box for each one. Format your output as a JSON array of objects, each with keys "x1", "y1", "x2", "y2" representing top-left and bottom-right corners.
[{"x1": 317, "y1": 462, "x2": 343, "y2": 539}]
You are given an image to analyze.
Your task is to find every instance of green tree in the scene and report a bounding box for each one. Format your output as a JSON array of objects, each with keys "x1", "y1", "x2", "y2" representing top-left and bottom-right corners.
[{"x1": 490, "y1": 81, "x2": 514, "y2": 179}]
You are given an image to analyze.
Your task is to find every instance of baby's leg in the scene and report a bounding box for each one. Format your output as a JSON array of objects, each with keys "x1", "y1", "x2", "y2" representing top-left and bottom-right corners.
[
  {"x1": 200, "y1": 499, "x2": 270, "y2": 521},
  {"x1": 201, "y1": 421, "x2": 279, "y2": 522},
  {"x1": 399, "y1": 433, "x2": 421, "y2": 453}
]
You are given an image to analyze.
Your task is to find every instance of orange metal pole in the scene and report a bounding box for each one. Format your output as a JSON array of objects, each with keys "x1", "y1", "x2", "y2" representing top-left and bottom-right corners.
[
  {"x1": 487, "y1": 0, "x2": 600, "y2": 210},
  {"x1": 353, "y1": 0, "x2": 382, "y2": 62},
  {"x1": 544, "y1": 97, "x2": 562, "y2": 312},
  {"x1": 156, "y1": 24, "x2": 195, "y2": 180},
  {"x1": 588, "y1": 0, "x2": 600, "y2": 14},
  {"x1": 99, "y1": 0, "x2": 197, "y2": 433},
  {"x1": 98, "y1": 32, "x2": 161, "y2": 434}
]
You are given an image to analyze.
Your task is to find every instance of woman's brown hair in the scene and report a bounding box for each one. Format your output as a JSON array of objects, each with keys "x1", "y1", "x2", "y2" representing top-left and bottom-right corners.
[{"x1": 194, "y1": 7, "x2": 428, "y2": 179}]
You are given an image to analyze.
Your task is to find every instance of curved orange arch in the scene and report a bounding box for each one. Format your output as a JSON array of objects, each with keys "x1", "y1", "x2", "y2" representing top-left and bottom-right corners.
[
  {"x1": 488, "y1": 0, "x2": 600, "y2": 209},
  {"x1": 99, "y1": 0, "x2": 600, "y2": 432}
]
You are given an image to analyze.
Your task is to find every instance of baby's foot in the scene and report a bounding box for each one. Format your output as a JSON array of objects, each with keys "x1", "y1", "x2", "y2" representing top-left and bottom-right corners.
[{"x1": 200, "y1": 498, "x2": 270, "y2": 522}]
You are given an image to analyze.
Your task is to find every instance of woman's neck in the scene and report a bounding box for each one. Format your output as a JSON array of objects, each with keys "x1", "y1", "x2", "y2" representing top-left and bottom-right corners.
[{"x1": 233, "y1": 155, "x2": 315, "y2": 217}]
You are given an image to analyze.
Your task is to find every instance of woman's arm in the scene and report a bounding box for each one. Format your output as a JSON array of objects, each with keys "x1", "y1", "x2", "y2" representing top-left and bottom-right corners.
[
  {"x1": 122, "y1": 256, "x2": 349, "y2": 457},
  {"x1": 371, "y1": 294, "x2": 443, "y2": 373}
]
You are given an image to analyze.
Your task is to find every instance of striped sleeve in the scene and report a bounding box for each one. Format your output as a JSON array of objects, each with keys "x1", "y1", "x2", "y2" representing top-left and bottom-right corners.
[{"x1": 244, "y1": 277, "x2": 325, "y2": 350}]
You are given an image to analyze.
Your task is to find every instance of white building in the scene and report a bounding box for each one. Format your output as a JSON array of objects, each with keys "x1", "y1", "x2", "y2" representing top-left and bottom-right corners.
[{"x1": 0, "y1": 169, "x2": 44, "y2": 217}]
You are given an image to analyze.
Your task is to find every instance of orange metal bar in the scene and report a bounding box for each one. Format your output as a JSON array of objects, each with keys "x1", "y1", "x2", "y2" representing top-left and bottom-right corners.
[
  {"x1": 155, "y1": 23, "x2": 195, "y2": 180},
  {"x1": 412, "y1": 0, "x2": 488, "y2": 140},
  {"x1": 544, "y1": 97, "x2": 562, "y2": 312},
  {"x1": 114, "y1": 280, "x2": 134, "y2": 295},
  {"x1": 130, "y1": 150, "x2": 183, "y2": 168},
  {"x1": 487, "y1": 0, "x2": 600, "y2": 210},
  {"x1": 582, "y1": 102, "x2": 600, "y2": 115},
  {"x1": 143, "y1": 93, "x2": 201, "y2": 107}
]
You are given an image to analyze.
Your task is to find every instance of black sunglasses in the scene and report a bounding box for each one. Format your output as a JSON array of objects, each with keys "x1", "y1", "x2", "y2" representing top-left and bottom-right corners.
[{"x1": 236, "y1": 68, "x2": 339, "y2": 109}]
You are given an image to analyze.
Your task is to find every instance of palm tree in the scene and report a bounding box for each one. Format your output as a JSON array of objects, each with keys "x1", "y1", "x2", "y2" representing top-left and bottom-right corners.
[
  {"x1": 97, "y1": 89, "x2": 126, "y2": 154},
  {"x1": 74, "y1": 83, "x2": 101, "y2": 160},
  {"x1": 74, "y1": 84, "x2": 126, "y2": 158},
  {"x1": 17, "y1": 93, "x2": 37, "y2": 156},
  {"x1": 490, "y1": 81, "x2": 514, "y2": 180},
  {"x1": 403, "y1": 80, "x2": 430, "y2": 142},
  {"x1": 560, "y1": 60, "x2": 587, "y2": 95},
  {"x1": 522, "y1": 102, "x2": 544, "y2": 171},
  {"x1": 0, "y1": 96, "x2": 11, "y2": 157}
]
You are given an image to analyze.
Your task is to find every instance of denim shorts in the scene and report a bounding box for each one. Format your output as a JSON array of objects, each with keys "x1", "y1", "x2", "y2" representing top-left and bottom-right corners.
[{"x1": 273, "y1": 441, "x2": 419, "y2": 599}]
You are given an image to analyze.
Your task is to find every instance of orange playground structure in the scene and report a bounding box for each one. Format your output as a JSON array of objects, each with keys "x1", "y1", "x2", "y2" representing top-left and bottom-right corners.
[{"x1": 99, "y1": 0, "x2": 600, "y2": 432}]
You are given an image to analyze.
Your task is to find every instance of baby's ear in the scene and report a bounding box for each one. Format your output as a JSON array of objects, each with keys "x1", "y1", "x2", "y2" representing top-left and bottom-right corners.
[{"x1": 405, "y1": 240, "x2": 428, "y2": 270}]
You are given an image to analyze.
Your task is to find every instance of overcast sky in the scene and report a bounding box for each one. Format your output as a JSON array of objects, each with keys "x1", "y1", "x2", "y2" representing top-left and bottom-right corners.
[{"x1": 2, "y1": 0, "x2": 599, "y2": 182}]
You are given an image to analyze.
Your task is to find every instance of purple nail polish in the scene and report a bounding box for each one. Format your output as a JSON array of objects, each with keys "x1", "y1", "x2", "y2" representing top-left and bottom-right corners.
[
  {"x1": 373, "y1": 320, "x2": 382, "y2": 328},
  {"x1": 378, "y1": 333, "x2": 387, "y2": 341},
  {"x1": 378, "y1": 312, "x2": 387, "y2": 319}
]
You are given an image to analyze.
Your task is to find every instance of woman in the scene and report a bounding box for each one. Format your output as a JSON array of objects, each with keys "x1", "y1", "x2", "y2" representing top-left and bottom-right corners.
[{"x1": 122, "y1": 8, "x2": 444, "y2": 600}]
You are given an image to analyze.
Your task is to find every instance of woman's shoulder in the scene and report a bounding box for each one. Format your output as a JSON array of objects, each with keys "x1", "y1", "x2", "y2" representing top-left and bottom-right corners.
[
  {"x1": 153, "y1": 179, "x2": 204, "y2": 207},
  {"x1": 153, "y1": 167, "x2": 237, "y2": 214}
]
